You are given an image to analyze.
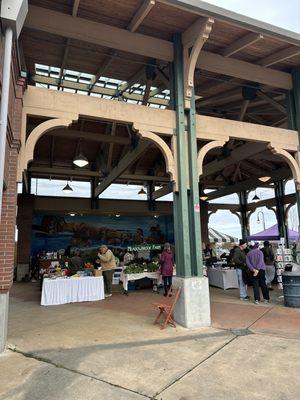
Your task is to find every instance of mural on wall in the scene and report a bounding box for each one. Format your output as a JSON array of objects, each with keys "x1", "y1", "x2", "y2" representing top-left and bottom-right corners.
[{"x1": 31, "y1": 214, "x2": 174, "y2": 255}]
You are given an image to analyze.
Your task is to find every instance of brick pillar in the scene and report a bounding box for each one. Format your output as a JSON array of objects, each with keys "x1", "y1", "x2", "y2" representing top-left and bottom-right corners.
[
  {"x1": 0, "y1": 146, "x2": 19, "y2": 293},
  {"x1": 16, "y1": 194, "x2": 35, "y2": 277}
]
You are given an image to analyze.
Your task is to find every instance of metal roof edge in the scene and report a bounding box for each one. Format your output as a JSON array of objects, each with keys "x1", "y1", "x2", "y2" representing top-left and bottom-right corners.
[{"x1": 159, "y1": 0, "x2": 300, "y2": 47}]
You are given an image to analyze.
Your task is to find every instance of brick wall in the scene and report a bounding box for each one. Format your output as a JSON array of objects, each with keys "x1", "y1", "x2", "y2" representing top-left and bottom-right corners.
[{"x1": 0, "y1": 40, "x2": 25, "y2": 293}]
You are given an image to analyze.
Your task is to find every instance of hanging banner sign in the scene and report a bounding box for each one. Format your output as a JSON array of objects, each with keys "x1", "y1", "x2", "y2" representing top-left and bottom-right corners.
[{"x1": 127, "y1": 243, "x2": 162, "y2": 252}]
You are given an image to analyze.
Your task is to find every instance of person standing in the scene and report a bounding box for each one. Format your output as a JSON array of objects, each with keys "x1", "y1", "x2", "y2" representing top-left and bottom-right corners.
[
  {"x1": 246, "y1": 242, "x2": 270, "y2": 305},
  {"x1": 97, "y1": 245, "x2": 116, "y2": 298},
  {"x1": 159, "y1": 243, "x2": 174, "y2": 296},
  {"x1": 232, "y1": 240, "x2": 249, "y2": 301},
  {"x1": 261, "y1": 240, "x2": 275, "y2": 290}
]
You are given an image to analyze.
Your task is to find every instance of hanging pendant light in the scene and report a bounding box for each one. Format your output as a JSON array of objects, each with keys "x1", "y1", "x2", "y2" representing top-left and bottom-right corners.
[
  {"x1": 258, "y1": 176, "x2": 271, "y2": 183},
  {"x1": 73, "y1": 153, "x2": 89, "y2": 168},
  {"x1": 138, "y1": 187, "x2": 146, "y2": 196},
  {"x1": 62, "y1": 182, "x2": 73, "y2": 194},
  {"x1": 199, "y1": 185, "x2": 208, "y2": 201},
  {"x1": 73, "y1": 138, "x2": 89, "y2": 167},
  {"x1": 251, "y1": 189, "x2": 260, "y2": 202}
]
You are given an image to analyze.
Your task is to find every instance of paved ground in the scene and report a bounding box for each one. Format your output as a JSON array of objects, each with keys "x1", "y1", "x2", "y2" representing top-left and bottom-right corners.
[{"x1": 1, "y1": 282, "x2": 300, "y2": 399}]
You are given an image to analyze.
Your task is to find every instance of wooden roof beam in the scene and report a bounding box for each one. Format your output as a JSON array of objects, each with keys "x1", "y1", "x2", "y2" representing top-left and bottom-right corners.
[
  {"x1": 201, "y1": 142, "x2": 267, "y2": 178},
  {"x1": 221, "y1": 32, "x2": 264, "y2": 58},
  {"x1": 25, "y1": 5, "x2": 292, "y2": 90},
  {"x1": 206, "y1": 167, "x2": 290, "y2": 201},
  {"x1": 128, "y1": 0, "x2": 156, "y2": 32},
  {"x1": 57, "y1": 0, "x2": 81, "y2": 88},
  {"x1": 107, "y1": 122, "x2": 117, "y2": 171},
  {"x1": 50, "y1": 128, "x2": 131, "y2": 145},
  {"x1": 94, "y1": 140, "x2": 150, "y2": 197},
  {"x1": 152, "y1": 183, "x2": 173, "y2": 200},
  {"x1": 258, "y1": 46, "x2": 300, "y2": 67},
  {"x1": 256, "y1": 91, "x2": 286, "y2": 114}
]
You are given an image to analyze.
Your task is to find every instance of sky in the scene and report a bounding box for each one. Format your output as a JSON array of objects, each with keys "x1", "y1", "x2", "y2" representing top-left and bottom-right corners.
[
  {"x1": 28, "y1": 1, "x2": 300, "y2": 240},
  {"x1": 204, "y1": 0, "x2": 300, "y2": 33}
]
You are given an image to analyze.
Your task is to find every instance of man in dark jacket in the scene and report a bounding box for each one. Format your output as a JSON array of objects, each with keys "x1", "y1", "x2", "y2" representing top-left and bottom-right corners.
[
  {"x1": 246, "y1": 242, "x2": 270, "y2": 304},
  {"x1": 261, "y1": 241, "x2": 275, "y2": 290},
  {"x1": 232, "y1": 239, "x2": 249, "y2": 301}
]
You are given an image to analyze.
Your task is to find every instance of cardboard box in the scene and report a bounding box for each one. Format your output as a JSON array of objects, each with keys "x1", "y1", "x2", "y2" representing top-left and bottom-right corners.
[{"x1": 94, "y1": 269, "x2": 102, "y2": 277}]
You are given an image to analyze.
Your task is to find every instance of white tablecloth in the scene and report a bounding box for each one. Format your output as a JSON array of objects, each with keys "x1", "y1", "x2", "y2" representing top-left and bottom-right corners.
[
  {"x1": 41, "y1": 276, "x2": 105, "y2": 306},
  {"x1": 207, "y1": 268, "x2": 239, "y2": 290},
  {"x1": 121, "y1": 272, "x2": 161, "y2": 291}
]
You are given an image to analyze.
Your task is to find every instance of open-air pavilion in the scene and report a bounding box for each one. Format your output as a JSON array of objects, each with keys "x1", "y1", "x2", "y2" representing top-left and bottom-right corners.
[{"x1": 1, "y1": 0, "x2": 300, "y2": 352}]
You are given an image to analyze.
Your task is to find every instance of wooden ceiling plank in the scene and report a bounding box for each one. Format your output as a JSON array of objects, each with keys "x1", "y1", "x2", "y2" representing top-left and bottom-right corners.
[
  {"x1": 221, "y1": 32, "x2": 264, "y2": 58},
  {"x1": 258, "y1": 46, "x2": 300, "y2": 67},
  {"x1": 128, "y1": 0, "x2": 156, "y2": 32}
]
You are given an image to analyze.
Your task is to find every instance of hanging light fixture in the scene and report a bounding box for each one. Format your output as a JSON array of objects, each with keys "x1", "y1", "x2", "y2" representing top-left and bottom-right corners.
[
  {"x1": 73, "y1": 138, "x2": 89, "y2": 167},
  {"x1": 138, "y1": 187, "x2": 146, "y2": 196},
  {"x1": 62, "y1": 181, "x2": 73, "y2": 194},
  {"x1": 251, "y1": 189, "x2": 260, "y2": 202},
  {"x1": 199, "y1": 186, "x2": 208, "y2": 201},
  {"x1": 258, "y1": 176, "x2": 271, "y2": 183},
  {"x1": 73, "y1": 153, "x2": 89, "y2": 168}
]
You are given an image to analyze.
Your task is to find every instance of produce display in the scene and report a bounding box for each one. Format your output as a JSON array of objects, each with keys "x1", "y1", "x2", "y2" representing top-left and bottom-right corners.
[{"x1": 124, "y1": 261, "x2": 159, "y2": 274}]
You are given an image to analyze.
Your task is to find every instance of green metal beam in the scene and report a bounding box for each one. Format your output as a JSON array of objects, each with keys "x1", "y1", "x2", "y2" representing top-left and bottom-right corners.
[
  {"x1": 172, "y1": 33, "x2": 192, "y2": 277},
  {"x1": 187, "y1": 93, "x2": 203, "y2": 276}
]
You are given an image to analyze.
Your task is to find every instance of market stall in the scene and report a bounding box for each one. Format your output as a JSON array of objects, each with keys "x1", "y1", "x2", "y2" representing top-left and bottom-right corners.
[
  {"x1": 207, "y1": 267, "x2": 239, "y2": 290},
  {"x1": 41, "y1": 276, "x2": 105, "y2": 306},
  {"x1": 120, "y1": 244, "x2": 164, "y2": 293}
]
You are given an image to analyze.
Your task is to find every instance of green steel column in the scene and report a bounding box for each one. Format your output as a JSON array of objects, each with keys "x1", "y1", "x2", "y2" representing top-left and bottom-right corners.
[
  {"x1": 187, "y1": 92, "x2": 203, "y2": 276},
  {"x1": 290, "y1": 69, "x2": 300, "y2": 232},
  {"x1": 172, "y1": 33, "x2": 192, "y2": 277}
]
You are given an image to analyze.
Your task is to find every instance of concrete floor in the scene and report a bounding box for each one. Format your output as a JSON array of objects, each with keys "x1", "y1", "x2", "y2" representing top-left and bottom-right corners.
[{"x1": 1, "y1": 282, "x2": 300, "y2": 399}]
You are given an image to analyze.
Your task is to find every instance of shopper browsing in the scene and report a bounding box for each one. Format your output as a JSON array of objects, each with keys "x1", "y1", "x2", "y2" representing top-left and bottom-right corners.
[
  {"x1": 159, "y1": 243, "x2": 174, "y2": 296},
  {"x1": 232, "y1": 239, "x2": 249, "y2": 301},
  {"x1": 246, "y1": 242, "x2": 270, "y2": 305},
  {"x1": 261, "y1": 240, "x2": 275, "y2": 290},
  {"x1": 97, "y1": 245, "x2": 116, "y2": 298}
]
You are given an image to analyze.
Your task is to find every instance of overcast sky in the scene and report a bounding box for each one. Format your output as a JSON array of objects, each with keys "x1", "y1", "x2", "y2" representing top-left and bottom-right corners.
[{"x1": 204, "y1": 0, "x2": 300, "y2": 33}]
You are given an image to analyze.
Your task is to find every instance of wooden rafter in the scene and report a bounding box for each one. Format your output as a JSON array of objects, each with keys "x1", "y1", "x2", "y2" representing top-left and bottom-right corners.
[
  {"x1": 206, "y1": 167, "x2": 290, "y2": 201},
  {"x1": 127, "y1": 0, "x2": 156, "y2": 32},
  {"x1": 258, "y1": 46, "x2": 300, "y2": 67},
  {"x1": 256, "y1": 91, "x2": 286, "y2": 114},
  {"x1": 57, "y1": 0, "x2": 81, "y2": 88},
  {"x1": 94, "y1": 140, "x2": 150, "y2": 197},
  {"x1": 107, "y1": 122, "x2": 117, "y2": 171},
  {"x1": 221, "y1": 32, "x2": 264, "y2": 58}
]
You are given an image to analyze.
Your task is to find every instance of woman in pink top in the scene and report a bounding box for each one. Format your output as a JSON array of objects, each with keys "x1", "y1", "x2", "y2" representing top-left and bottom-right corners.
[{"x1": 159, "y1": 243, "x2": 174, "y2": 296}]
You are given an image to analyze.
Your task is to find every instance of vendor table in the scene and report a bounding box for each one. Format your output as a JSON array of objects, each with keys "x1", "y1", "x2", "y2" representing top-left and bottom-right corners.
[
  {"x1": 41, "y1": 276, "x2": 105, "y2": 306},
  {"x1": 207, "y1": 268, "x2": 239, "y2": 290},
  {"x1": 121, "y1": 271, "x2": 161, "y2": 291}
]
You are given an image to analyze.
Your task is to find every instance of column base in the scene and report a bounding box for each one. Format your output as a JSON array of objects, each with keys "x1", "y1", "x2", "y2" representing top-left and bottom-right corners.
[
  {"x1": 172, "y1": 276, "x2": 211, "y2": 328},
  {"x1": 0, "y1": 292, "x2": 9, "y2": 352}
]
